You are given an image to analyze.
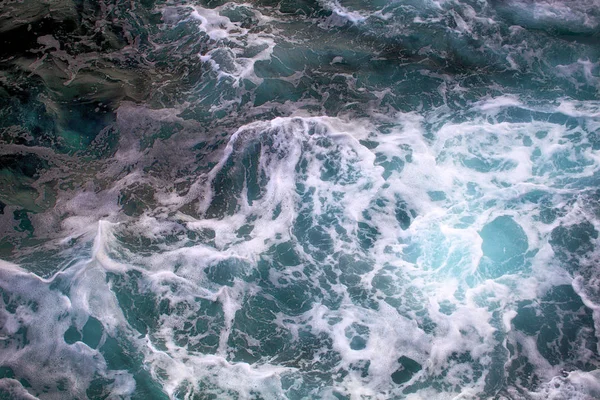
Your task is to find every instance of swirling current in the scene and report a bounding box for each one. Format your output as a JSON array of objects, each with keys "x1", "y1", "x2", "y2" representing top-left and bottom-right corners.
[{"x1": 1, "y1": 0, "x2": 600, "y2": 399}]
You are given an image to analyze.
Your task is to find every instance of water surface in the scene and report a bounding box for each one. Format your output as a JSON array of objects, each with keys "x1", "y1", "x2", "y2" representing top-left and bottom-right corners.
[{"x1": 1, "y1": 0, "x2": 600, "y2": 398}]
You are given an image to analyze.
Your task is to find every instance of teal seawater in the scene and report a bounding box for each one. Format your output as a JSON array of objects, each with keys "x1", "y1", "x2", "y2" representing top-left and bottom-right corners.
[{"x1": 1, "y1": 0, "x2": 600, "y2": 398}]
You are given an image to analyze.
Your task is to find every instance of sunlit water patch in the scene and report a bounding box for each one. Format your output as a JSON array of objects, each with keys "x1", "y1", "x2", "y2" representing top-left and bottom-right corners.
[{"x1": 1, "y1": 0, "x2": 600, "y2": 399}]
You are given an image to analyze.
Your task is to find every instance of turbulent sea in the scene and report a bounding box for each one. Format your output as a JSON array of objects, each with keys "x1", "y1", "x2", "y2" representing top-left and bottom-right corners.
[{"x1": 2, "y1": 0, "x2": 600, "y2": 398}]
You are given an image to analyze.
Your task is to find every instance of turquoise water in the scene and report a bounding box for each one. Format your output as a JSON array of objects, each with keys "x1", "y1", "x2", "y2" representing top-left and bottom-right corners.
[{"x1": 1, "y1": 0, "x2": 600, "y2": 398}]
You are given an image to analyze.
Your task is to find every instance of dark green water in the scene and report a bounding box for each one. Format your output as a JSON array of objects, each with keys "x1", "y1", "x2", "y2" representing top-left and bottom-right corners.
[{"x1": 1, "y1": 0, "x2": 600, "y2": 398}]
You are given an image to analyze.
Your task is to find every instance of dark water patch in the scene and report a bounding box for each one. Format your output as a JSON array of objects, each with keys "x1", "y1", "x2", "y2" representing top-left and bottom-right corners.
[
  {"x1": 108, "y1": 271, "x2": 162, "y2": 337},
  {"x1": 392, "y1": 356, "x2": 422, "y2": 385},
  {"x1": 550, "y1": 221, "x2": 598, "y2": 274},
  {"x1": 205, "y1": 258, "x2": 248, "y2": 286},
  {"x1": 99, "y1": 335, "x2": 169, "y2": 399},
  {"x1": 228, "y1": 294, "x2": 289, "y2": 362},
  {"x1": 512, "y1": 285, "x2": 599, "y2": 370}
]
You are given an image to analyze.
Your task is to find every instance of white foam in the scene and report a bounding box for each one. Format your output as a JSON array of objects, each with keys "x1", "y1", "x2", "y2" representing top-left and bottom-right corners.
[
  {"x1": 185, "y1": 4, "x2": 276, "y2": 86},
  {"x1": 472, "y1": 95, "x2": 523, "y2": 112},
  {"x1": 0, "y1": 256, "x2": 136, "y2": 398},
  {"x1": 62, "y1": 104, "x2": 600, "y2": 397},
  {"x1": 4, "y1": 83, "x2": 600, "y2": 398},
  {"x1": 0, "y1": 379, "x2": 39, "y2": 400},
  {"x1": 526, "y1": 369, "x2": 600, "y2": 400},
  {"x1": 319, "y1": 0, "x2": 367, "y2": 24}
]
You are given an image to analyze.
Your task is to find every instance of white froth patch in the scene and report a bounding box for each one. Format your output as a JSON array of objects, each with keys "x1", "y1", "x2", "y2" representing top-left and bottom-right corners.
[
  {"x1": 186, "y1": 116, "x2": 384, "y2": 260},
  {"x1": 0, "y1": 256, "x2": 137, "y2": 398},
  {"x1": 527, "y1": 370, "x2": 600, "y2": 400},
  {"x1": 0, "y1": 259, "x2": 23, "y2": 273},
  {"x1": 573, "y1": 276, "x2": 600, "y2": 355},
  {"x1": 189, "y1": 7, "x2": 232, "y2": 41},
  {"x1": 472, "y1": 95, "x2": 523, "y2": 112},
  {"x1": 533, "y1": 0, "x2": 600, "y2": 28},
  {"x1": 556, "y1": 59, "x2": 600, "y2": 91},
  {"x1": 319, "y1": 0, "x2": 367, "y2": 24},
  {"x1": 556, "y1": 99, "x2": 600, "y2": 118},
  {"x1": 185, "y1": 4, "x2": 276, "y2": 86},
  {"x1": 499, "y1": 0, "x2": 600, "y2": 31},
  {"x1": 0, "y1": 379, "x2": 39, "y2": 400}
]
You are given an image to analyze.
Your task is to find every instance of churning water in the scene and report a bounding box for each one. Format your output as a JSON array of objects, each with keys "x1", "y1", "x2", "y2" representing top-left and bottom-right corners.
[{"x1": 1, "y1": 0, "x2": 600, "y2": 398}]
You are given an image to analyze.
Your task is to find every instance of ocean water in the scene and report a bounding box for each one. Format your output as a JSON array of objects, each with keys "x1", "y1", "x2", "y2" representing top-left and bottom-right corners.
[{"x1": 1, "y1": 0, "x2": 600, "y2": 398}]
